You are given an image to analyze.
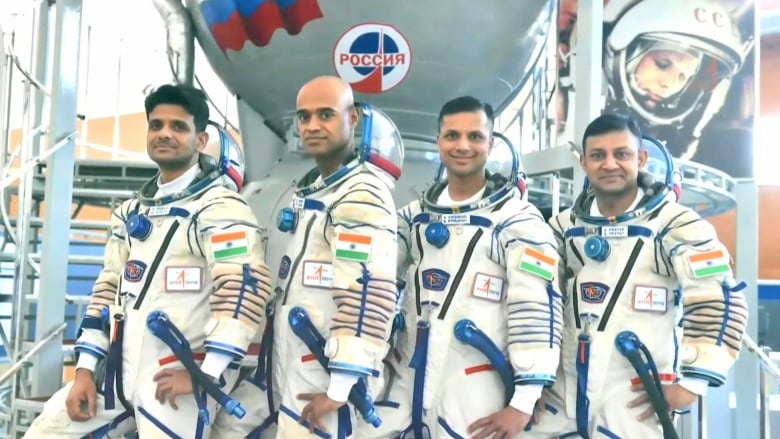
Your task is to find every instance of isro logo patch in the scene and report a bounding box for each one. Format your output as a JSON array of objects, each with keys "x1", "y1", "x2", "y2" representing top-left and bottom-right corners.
[
  {"x1": 333, "y1": 23, "x2": 412, "y2": 94},
  {"x1": 278, "y1": 255, "x2": 292, "y2": 280},
  {"x1": 124, "y1": 260, "x2": 147, "y2": 283},
  {"x1": 580, "y1": 282, "x2": 609, "y2": 304},
  {"x1": 421, "y1": 268, "x2": 450, "y2": 291}
]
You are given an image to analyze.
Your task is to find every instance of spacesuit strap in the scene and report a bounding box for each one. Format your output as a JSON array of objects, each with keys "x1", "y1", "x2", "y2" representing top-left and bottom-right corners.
[{"x1": 594, "y1": 203, "x2": 668, "y2": 332}]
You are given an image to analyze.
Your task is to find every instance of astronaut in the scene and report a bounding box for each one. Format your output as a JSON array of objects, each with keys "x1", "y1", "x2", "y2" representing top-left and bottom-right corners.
[
  {"x1": 211, "y1": 75, "x2": 403, "y2": 439},
  {"x1": 527, "y1": 113, "x2": 748, "y2": 438},
  {"x1": 558, "y1": 0, "x2": 748, "y2": 167},
  {"x1": 24, "y1": 84, "x2": 272, "y2": 438},
  {"x1": 363, "y1": 96, "x2": 563, "y2": 439}
]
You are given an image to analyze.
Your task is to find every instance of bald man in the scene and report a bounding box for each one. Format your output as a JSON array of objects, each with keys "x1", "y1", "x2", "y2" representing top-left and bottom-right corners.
[{"x1": 211, "y1": 76, "x2": 401, "y2": 439}]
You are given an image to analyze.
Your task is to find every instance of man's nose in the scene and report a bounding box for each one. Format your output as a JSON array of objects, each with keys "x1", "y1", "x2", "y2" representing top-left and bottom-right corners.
[
  {"x1": 454, "y1": 138, "x2": 470, "y2": 151},
  {"x1": 303, "y1": 118, "x2": 322, "y2": 132},
  {"x1": 603, "y1": 155, "x2": 619, "y2": 169}
]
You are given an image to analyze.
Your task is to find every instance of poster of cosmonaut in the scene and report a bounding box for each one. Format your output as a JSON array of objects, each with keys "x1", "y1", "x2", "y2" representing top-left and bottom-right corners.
[{"x1": 556, "y1": 0, "x2": 756, "y2": 178}]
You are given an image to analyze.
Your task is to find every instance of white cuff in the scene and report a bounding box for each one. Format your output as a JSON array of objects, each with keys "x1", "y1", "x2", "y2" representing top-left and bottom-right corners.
[
  {"x1": 326, "y1": 372, "x2": 359, "y2": 403},
  {"x1": 677, "y1": 376, "x2": 709, "y2": 397},
  {"x1": 76, "y1": 353, "x2": 99, "y2": 372},
  {"x1": 200, "y1": 351, "x2": 234, "y2": 379},
  {"x1": 508, "y1": 384, "x2": 543, "y2": 416}
]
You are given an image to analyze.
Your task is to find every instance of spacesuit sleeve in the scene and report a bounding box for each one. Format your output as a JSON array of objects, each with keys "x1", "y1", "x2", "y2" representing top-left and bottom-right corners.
[
  {"x1": 197, "y1": 187, "x2": 272, "y2": 373},
  {"x1": 396, "y1": 203, "x2": 415, "y2": 285},
  {"x1": 325, "y1": 175, "x2": 398, "y2": 398},
  {"x1": 497, "y1": 203, "x2": 563, "y2": 413},
  {"x1": 74, "y1": 201, "x2": 132, "y2": 371},
  {"x1": 659, "y1": 206, "x2": 748, "y2": 387},
  {"x1": 547, "y1": 213, "x2": 569, "y2": 291}
]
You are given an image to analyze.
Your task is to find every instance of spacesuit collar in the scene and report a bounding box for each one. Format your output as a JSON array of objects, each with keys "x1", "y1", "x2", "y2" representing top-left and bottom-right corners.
[
  {"x1": 295, "y1": 152, "x2": 359, "y2": 196},
  {"x1": 422, "y1": 171, "x2": 516, "y2": 214},
  {"x1": 138, "y1": 153, "x2": 222, "y2": 206},
  {"x1": 572, "y1": 171, "x2": 671, "y2": 225}
]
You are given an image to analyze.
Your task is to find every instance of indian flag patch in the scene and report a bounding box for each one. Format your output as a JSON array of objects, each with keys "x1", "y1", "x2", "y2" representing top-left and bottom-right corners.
[
  {"x1": 687, "y1": 249, "x2": 730, "y2": 278},
  {"x1": 210, "y1": 230, "x2": 249, "y2": 260},
  {"x1": 335, "y1": 232, "x2": 372, "y2": 262},
  {"x1": 518, "y1": 247, "x2": 556, "y2": 281}
]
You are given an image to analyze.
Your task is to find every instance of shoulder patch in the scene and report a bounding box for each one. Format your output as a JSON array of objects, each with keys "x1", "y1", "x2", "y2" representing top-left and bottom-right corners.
[
  {"x1": 278, "y1": 255, "x2": 292, "y2": 280},
  {"x1": 124, "y1": 260, "x2": 147, "y2": 282},
  {"x1": 580, "y1": 281, "x2": 609, "y2": 304},
  {"x1": 686, "y1": 249, "x2": 730, "y2": 278},
  {"x1": 210, "y1": 230, "x2": 249, "y2": 260},
  {"x1": 421, "y1": 268, "x2": 450, "y2": 291},
  {"x1": 335, "y1": 232, "x2": 372, "y2": 262},
  {"x1": 518, "y1": 247, "x2": 556, "y2": 281}
]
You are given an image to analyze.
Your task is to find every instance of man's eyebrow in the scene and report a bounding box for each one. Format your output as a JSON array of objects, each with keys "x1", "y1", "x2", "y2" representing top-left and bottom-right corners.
[{"x1": 296, "y1": 107, "x2": 337, "y2": 115}]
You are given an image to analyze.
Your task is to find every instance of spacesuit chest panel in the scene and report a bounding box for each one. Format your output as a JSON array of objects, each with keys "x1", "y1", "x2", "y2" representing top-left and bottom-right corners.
[
  {"x1": 274, "y1": 189, "x2": 340, "y2": 309},
  {"x1": 120, "y1": 199, "x2": 208, "y2": 311},
  {"x1": 410, "y1": 208, "x2": 507, "y2": 331},
  {"x1": 564, "y1": 214, "x2": 679, "y2": 332}
]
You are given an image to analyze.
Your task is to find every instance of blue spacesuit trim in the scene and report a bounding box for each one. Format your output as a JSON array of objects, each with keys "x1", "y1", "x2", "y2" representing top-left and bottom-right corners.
[
  {"x1": 79, "y1": 316, "x2": 105, "y2": 331},
  {"x1": 279, "y1": 404, "x2": 332, "y2": 439},
  {"x1": 355, "y1": 264, "x2": 370, "y2": 337},
  {"x1": 679, "y1": 366, "x2": 727, "y2": 386},
  {"x1": 233, "y1": 263, "x2": 258, "y2": 319},
  {"x1": 74, "y1": 341, "x2": 108, "y2": 359},
  {"x1": 436, "y1": 417, "x2": 465, "y2": 439},
  {"x1": 327, "y1": 361, "x2": 377, "y2": 377},
  {"x1": 596, "y1": 425, "x2": 623, "y2": 439},
  {"x1": 137, "y1": 406, "x2": 185, "y2": 439},
  {"x1": 203, "y1": 340, "x2": 245, "y2": 360}
]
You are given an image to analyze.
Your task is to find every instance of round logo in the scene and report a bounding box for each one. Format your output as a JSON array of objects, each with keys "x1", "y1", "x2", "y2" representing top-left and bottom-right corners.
[{"x1": 333, "y1": 23, "x2": 412, "y2": 94}]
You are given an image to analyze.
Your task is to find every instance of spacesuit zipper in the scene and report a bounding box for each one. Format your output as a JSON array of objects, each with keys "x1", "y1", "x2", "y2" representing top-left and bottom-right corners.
[
  {"x1": 132, "y1": 221, "x2": 180, "y2": 310},
  {"x1": 437, "y1": 230, "x2": 483, "y2": 319},
  {"x1": 280, "y1": 216, "x2": 316, "y2": 306}
]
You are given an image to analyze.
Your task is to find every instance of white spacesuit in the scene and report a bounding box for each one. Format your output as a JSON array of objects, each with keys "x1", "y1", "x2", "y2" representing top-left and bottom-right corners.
[
  {"x1": 211, "y1": 104, "x2": 405, "y2": 439},
  {"x1": 527, "y1": 138, "x2": 748, "y2": 438},
  {"x1": 363, "y1": 135, "x2": 563, "y2": 439},
  {"x1": 25, "y1": 127, "x2": 273, "y2": 438}
]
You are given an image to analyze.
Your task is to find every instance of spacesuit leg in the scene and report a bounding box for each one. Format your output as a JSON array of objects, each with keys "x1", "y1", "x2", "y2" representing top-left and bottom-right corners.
[
  {"x1": 274, "y1": 303, "x2": 354, "y2": 439},
  {"x1": 523, "y1": 383, "x2": 578, "y2": 438},
  {"x1": 22, "y1": 381, "x2": 136, "y2": 438},
  {"x1": 210, "y1": 376, "x2": 278, "y2": 439},
  {"x1": 355, "y1": 349, "x2": 413, "y2": 439},
  {"x1": 133, "y1": 368, "x2": 239, "y2": 438}
]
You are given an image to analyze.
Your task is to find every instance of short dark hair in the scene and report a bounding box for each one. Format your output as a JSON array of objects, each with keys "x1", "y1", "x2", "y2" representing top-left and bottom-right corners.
[
  {"x1": 581, "y1": 113, "x2": 642, "y2": 152},
  {"x1": 437, "y1": 96, "x2": 494, "y2": 131},
  {"x1": 144, "y1": 84, "x2": 210, "y2": 132}
]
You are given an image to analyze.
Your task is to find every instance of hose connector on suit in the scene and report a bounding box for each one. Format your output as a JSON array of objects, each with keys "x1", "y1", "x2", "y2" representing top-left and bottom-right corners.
[
  {"x1": 453, "y1": 319, "x2": 514, "y2": 406},
  {"x1": 288, "y1": 306, "x2": 382, "y2": 428},
  {"x1": 146, "y1": 311, "x2": 246, "y2": 422},
  {"x1": 615, "y1": 331, "x2": 679, "y2": 439}
]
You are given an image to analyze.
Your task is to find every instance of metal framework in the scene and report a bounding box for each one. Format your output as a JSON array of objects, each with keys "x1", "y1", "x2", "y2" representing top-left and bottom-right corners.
[{"x1": 0, "y1": 1, "x2": 773, "y2": 438}]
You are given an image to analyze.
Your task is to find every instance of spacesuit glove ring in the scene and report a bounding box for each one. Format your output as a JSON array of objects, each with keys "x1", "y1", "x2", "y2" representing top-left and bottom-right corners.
[
  {"x1": 467, "y1": 406, "x2": 532, "y2": 439},
  {"x1": 297, "y1": 392, "x2": 346, "y2": 434}
]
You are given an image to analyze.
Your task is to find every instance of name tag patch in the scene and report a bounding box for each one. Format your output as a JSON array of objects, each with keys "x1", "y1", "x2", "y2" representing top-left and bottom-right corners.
[
  {"x1": 471, "y1": 273, "x2": 504, "y2": 302},
  {"x1": 302, "y1": 261, "x2": 333, "y2": 289},
  {"x1": 165, "y1": 267, "x2": 203, "y2": 292},
  {"x1": 632, "y1": 286, "x2": 668, "y2": 312}
]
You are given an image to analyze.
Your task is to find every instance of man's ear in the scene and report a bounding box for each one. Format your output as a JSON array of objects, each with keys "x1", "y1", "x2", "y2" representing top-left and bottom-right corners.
[
  {"x1": 579, "y1": 152, "x2": 586, "y2": 171},
  {"x1": 197, "y1": 131, "x2": 209, "y2": 152},
  {"x1": 349, "y1": 106, "x2": 360, "y2": 128},
  {"x1": 638, "y1": 148, "x2": 649, "y2": 169}
]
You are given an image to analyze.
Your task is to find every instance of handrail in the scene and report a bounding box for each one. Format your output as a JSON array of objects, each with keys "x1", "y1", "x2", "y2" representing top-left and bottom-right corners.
[
  {"x1": 0, "y1": 322, "x2": 66, "y2": 388},
  {"x1": 0, "y1": 130, "x2": 77, "y2": 191},
  {"x1": 743, "y1": 334, "x2": 780, "y2": 382}
]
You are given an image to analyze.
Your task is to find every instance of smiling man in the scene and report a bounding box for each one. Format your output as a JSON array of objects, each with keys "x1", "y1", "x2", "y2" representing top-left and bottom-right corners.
[
  {"x1": 528, "y1": 113, "x2": 748, "y2": 438},
  {"x1": 210, "y1": 76, "x2": 404, "y2": 439},
  {"x1": 24, "y1": 84, "x2": 272, "y2": 438},
  {"x1": 361, "y1": 96, "x2": 563, "y2": 439}
]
